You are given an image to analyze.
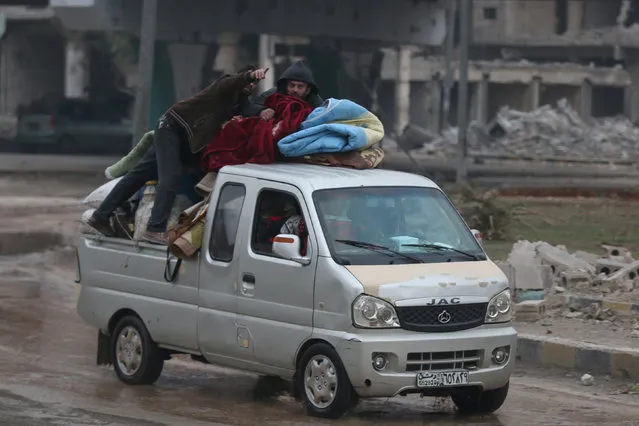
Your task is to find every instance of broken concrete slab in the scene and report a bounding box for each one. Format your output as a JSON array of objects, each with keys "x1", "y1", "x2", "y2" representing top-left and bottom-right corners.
[
  {"x1": 573, "y1": 250, "x2": 600, "y2": 267},
  {"x1": 603, "y1": 260, "x2": 639, "y2": 286},
  {"x1": 536, "y1": 242, "x2": 595, "y2": 275},
  {"x1": 596, "y1": 258, "x2": 627, "y2": 276}
]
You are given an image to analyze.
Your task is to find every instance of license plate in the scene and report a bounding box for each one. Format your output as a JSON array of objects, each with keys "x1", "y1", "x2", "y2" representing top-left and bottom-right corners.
[
  {"x1": 27, "y1": 122, "x2": 40, "y2": 130},
  {"x1": 416, "y1": 370, "x2": 469, "y2": 388}
]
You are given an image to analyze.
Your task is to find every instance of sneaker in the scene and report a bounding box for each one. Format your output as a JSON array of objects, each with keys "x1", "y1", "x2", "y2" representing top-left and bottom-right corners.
[
  {"x1": 141, "y1": 231, "x2": 168, "y2": 245},
  {"x1": 87, "y1": 214, "x2": 115, "y2": 237}
]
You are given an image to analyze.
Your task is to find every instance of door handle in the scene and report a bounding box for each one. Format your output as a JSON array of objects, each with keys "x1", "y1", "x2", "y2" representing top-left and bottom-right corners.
[{"x1": 241, "y1": 273, "x2": 256, "y2": 297}]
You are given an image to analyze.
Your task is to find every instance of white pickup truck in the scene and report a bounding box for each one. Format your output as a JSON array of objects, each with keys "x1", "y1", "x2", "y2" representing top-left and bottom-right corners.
[{"x1": 75, "y1": 163, "x2": 516, "y2": 419}]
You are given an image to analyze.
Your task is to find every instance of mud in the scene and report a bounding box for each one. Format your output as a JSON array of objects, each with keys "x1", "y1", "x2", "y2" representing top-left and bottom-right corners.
[{"x1": 1, "y1": 181, "x2": 639, "y2": 425}]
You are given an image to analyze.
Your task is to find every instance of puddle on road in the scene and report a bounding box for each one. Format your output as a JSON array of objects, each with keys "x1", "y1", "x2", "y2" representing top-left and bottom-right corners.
[
  {"x1": 0, "y1": 231, "x2": 65, "y2": 256},
  {"x1": 0, "y1": 231, "x2": 70, "y2": 300}
]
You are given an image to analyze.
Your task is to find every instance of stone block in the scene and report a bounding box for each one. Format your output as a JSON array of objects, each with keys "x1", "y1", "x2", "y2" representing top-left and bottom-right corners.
[{"x1": 515, "y1": 300, "x2": 546, "y2": 322}]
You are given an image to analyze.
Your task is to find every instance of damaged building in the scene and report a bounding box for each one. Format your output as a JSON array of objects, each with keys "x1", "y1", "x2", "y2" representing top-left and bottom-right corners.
[{"x1": 380, "y1": 0, "x2": 639, "y2": 135}]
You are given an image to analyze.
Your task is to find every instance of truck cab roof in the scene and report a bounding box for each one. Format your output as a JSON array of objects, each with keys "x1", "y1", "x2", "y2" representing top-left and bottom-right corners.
[{"x1": 219, "y1": 163, "x2": 440, "y2": 192}]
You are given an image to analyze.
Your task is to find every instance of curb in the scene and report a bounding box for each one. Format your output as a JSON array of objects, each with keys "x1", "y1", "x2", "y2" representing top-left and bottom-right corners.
[
  {"x1": 516, "y1": 333, "x2": 639, "y2": 381},
  {"x1": 560, "y1": 295, "x2": 639, "y2": 316}
]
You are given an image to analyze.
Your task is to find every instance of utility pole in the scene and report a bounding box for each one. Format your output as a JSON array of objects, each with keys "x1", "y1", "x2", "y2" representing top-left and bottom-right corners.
[
  {"x1": 441, "y1": 0, "x2": 457, "y2": 130},
  {"x1": 131, "y1": 0, "x2": 158, "y2": 148},
  {"x1": 258, "y1": 34, "x2": 275, "y2": 92},
  {"x1": 456, "y1": 0, "x2": 471, "y2": 183}
]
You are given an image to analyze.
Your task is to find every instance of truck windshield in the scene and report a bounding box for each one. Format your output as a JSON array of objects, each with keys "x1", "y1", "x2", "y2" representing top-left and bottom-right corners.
[{"x1": 312, "y1": 186, "x2": 487, "y2": 265}]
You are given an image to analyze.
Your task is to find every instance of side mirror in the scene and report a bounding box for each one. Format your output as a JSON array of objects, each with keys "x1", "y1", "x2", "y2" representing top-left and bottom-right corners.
[
  {"x1": 471, "y1": 229, "x2": 484, "y2": 247},
  {"x1": 272, "y1": 234, "x2": 310, "y2": 265}
]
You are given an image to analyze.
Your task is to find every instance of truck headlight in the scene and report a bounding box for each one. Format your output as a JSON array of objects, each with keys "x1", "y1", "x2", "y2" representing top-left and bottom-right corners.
[
  {"x1": 485, "y1": 289, "x2": 512, "y2": 323},
  {"x1": 352, "y1": 295, "x2": 400, "y2": 328}
]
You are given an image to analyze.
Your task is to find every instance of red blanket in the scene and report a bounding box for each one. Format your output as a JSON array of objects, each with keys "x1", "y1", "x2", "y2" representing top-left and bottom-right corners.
[{"x1": 201, "y1": 93, "x2": 313, "y2": 172}]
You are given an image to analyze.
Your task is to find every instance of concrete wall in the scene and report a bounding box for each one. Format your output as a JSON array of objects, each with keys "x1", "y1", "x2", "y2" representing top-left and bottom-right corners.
[
  {"x1": 473, "y1": 0, "x2": 507, "y2": 40},
  {"x1": 513, "y1": 1, "x2": 555, "y2": 36}
]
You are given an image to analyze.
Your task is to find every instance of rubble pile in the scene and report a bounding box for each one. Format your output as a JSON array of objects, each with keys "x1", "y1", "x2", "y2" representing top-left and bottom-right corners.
[
  {"x1": 505, "y1": 240, "x2": 639, "y2": 328},
  {"x1": 508, "y1": 240, "x2": 639, "y2": 297},
  {"x1": 398, "y1": 99, "x2": 639, "y2": 161}
]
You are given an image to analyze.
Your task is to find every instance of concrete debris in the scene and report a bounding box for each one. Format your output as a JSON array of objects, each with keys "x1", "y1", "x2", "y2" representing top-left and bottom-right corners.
[
  {"x1": 581, "y1": 374, "x2": 595, "y2": 386},
  {"x1": 515, "y1": 300, "x2": 547, "y2": 322},
  {"x1": 507, "y1": 241, "x2": 639, "y2": 323},
  {"x1": 399, "y1": 99, "x2": 639, "y2": 161},
  {"x1": 595, "y1": 258, "x2": 628, "y2": 276},
  {"x1": 601, "y1": 244, "x2": 633, "y2": 261},
  {"x1": 631, "y1": 330, "x2": 639, "y2": 339},
  {"x1": 536, "y1": 242, "x2": 596, "y2": 276}
]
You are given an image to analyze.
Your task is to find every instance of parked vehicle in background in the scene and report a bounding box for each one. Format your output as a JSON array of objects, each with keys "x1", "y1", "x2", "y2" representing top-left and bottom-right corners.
[{"x1": 15, "y1": 94, "x2": 133, "y2": 155}]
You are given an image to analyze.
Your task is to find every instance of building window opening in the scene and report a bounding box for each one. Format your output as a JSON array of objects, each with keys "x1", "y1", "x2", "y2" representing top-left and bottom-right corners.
[
  {"x1": 483, "y1": 7, "x2": 497, "y2": 20},
  {"x1": 555, "y1": 0, "x2": 568, "y2": 35}
]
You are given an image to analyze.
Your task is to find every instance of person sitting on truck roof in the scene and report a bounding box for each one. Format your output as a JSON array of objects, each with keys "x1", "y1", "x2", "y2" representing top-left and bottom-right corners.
[
  {"x1": 86, "y1": 65, "x2": 269, "y2": 245},
  {"x1": 252, "y1": 60, "x2": 323, "y2": 121}
]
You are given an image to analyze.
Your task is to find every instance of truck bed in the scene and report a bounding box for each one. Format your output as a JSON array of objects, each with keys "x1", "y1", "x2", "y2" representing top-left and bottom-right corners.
[{"x1": 75, "y1": 232, "x2": 200, "y2": 350}]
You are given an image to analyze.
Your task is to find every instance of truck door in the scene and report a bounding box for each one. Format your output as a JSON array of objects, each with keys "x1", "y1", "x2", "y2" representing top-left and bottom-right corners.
[
  {"x1": 236, "y1": 183, "x2": 317, "y2": 371},
  {"x1": 197, "y1": 176, "x2": 251, "y2": 362}
]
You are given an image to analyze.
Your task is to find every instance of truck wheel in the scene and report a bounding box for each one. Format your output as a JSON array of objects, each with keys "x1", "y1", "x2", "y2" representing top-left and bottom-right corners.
[
  {"x1": 451, "y1": 382, "x2": 509, "y2": 414},
  {"x1": 111, "y1": 315, "x2": 164, "y2": 385},
  {"x1": 297, "y1": 343, "x2": 355, "y2": 419}
]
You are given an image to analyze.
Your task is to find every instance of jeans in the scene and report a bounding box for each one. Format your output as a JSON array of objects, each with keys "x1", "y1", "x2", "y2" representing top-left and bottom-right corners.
[{"x1": 94, "y1": 114, "x2": 199, "y2": 233}]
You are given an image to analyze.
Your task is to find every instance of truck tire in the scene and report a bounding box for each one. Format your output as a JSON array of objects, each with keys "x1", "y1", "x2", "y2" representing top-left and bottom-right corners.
[
  {"x1": 111, "y1": 315, "x2": 164, "y2": 385},
  {"x1": 296, "y1": 343, "x2": 356, "y2": 419},
  {"x1": 451, "y1": 381, "x2": 509, "y2": 414}
]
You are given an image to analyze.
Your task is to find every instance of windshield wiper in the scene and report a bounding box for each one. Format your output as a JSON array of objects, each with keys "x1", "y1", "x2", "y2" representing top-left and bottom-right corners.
[
  {"x1": 335, "y1": 239, "x2": 424, "y2": 264},
  {"x1": 402, "y1": 243, "x2": 484, "y2": 261}
]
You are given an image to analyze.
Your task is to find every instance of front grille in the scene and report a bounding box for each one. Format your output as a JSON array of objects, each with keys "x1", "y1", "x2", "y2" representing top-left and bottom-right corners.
[
  {"x1": 406, "y1": 350, "x2": 483, "y2": 372},
  {"x1": 396, "y1": 303, "x2": 487, "y2": 332}
]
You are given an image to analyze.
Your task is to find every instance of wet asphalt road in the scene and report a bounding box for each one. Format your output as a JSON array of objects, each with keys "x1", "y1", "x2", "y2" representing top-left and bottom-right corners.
[{"x1": 1, "y1": 249, "x2": 639, "y2": 425}]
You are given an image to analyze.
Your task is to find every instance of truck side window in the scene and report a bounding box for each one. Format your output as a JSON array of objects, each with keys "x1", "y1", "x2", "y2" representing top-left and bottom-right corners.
[
  {"x1": 209, "y1": 183, "x2": 246, "y2": 262},
  {"x1": 251, "y1": 190, "x2": 307, "y2": 256}
]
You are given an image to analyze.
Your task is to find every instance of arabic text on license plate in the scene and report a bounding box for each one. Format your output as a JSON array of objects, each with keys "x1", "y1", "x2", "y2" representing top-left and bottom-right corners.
[{"x1": 416, "y1": 371, "x2": 469, "y2": 388}]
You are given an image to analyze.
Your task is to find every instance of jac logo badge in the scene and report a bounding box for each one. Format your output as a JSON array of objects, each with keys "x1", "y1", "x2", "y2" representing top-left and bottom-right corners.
[{"x1": 426, "y1": 297, "x2": 461, "y2": 306}]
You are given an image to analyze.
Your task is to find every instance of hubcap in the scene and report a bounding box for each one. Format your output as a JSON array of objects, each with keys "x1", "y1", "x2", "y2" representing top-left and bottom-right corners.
[
  {"x1": 304, "y1": 355, "x2": 338, "y2": 409},
  {"x1": 115, "y1": 325, "x2": 143, "y2": 376}
]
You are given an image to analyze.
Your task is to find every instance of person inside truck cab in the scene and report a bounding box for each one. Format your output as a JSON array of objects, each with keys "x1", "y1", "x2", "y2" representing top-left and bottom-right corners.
[
  {"x1": 253, "y1": 191, "x2": 309, "y2": 256},
  {"x1": 86, "y1": 66, "x2": 269, "y2": 245},
  {"x1": 315, "y1": 192, "x2": 368, "y2": 243},
  {"x1": 252, "y1": 60, "x2": 324, "y2": 121}
]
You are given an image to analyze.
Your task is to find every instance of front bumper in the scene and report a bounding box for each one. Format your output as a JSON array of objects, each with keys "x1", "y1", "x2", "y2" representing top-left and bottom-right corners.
[{"x1": 332, "y1": 325, "x2": 517, "y2": 398}]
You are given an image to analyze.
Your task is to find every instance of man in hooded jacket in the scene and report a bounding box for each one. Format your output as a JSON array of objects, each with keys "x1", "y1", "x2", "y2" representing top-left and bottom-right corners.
[
  {"x1": 87, "y1": 65, "x2": 268, "y2": 244},
  {"x1": 252, "y1": 60, "x2": 323, "y2": 121}
]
